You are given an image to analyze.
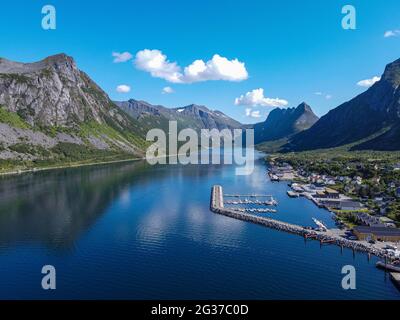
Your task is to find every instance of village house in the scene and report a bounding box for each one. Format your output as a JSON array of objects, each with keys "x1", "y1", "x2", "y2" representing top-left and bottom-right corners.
[
  {"x1": 324, "y1": 176, "x2": 336, "y2": 185},
  {"x1": 353, "y1": 226, "x2": 400, "y2": 242},
  {"x1": 352, "y1": 176, "x2": 363, "y2": 186},
  {"x1": 354, "y1": 212, "x2": 380, "y2": 226},
  {"x1": 314, "y1": 188, "x2": 340, "y2": 199},
  {"x1": 340, "y1": 200, "x2": 364, "y2": 211}
]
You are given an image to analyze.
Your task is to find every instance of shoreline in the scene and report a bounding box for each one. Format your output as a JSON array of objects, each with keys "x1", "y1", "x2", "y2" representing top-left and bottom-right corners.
[
  {"x1": 0, "y1": 149, "x2": 208, "y2": 177},
  {"x1": 0, "y1": 157, "x2": 144, "y2": 177}
]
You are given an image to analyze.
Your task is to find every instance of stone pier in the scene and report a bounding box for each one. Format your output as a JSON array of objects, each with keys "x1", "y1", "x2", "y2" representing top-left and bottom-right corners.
[{"x1": 210, "y1": 185, "x2": 388, "y2": 259}]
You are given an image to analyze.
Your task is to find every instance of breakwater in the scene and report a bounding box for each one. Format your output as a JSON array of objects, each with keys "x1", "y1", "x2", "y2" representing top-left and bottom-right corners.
[{"x1": 210, "y1": 185, "x2": 389, "y2": 259}]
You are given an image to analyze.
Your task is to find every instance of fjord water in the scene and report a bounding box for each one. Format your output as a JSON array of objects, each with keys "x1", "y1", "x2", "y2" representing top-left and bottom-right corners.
[{"x1": 0, "y1": 151, "x2": 399, "y2": 299}]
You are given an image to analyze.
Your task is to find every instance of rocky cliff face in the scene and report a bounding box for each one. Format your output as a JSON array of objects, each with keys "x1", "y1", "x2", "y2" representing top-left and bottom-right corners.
[
  {"x1": 253, "y1": 102, "x2": 319, "y2": 145},
  {"x1": 0, "y1": 54, "x2": 146, "y2": 162},
  {"x1": 286, "y1": 58, "x2": 400, "y2": 151}
]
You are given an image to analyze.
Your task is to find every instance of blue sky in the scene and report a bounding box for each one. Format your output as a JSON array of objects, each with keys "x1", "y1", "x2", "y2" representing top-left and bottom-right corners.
[{"x1": 1, "y1": 0, "x2": 400, "y2": 123}]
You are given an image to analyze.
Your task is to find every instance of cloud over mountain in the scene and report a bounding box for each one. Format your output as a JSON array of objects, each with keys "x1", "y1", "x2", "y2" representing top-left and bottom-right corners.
[
  {"x1": 162, "y1": 86, "x2": 174, "y2": 94},
  {"x1": 235, "y1": 88, "x2": 288, "y2": 107},
  {"x1": 357, "y1": 76, "x2": 381, "y2": 87},
  {"x1": 134, "y1": 49, "x2": 248, "y2": 84},
  {"x1": 245, "y1": 108, "x2": 261, "y2": 118}
]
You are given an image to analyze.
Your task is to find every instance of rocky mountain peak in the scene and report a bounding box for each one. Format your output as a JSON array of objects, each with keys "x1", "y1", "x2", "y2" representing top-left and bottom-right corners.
[
  {"x1": 182, "y1": 104, "x2": 211, "y2": 114},
  {"x1": 382, "y1": 58, "x2": 400, "y2": 87},
  {"x1": 42, "y1": 53, "x2": 77, "y2": 71},
  {"x1": 296, "y1": 102, "x2": 312, "y2": 112},
  {"x1": 253, "y1": 102, "x2": 318, "y2": 145},
  {"x1": 0, "y1": 53, "x2": 77, "y2": 75}
]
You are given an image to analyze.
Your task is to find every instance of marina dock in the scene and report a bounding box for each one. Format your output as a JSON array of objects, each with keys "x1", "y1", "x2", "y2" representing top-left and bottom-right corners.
[
  {"x1": 390, "y1": 273, "x2": 400, "y2": 290},
  {"x1": 211, "y1": 185, "x2": 389, "y2": 259},
  {"x1": 224, "y1": 194, "x2": 274, "y2": 198}
]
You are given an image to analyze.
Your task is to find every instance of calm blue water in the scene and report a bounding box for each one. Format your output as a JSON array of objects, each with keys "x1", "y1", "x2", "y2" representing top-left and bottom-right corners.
[{"x1": 0, "y1": 151, "x2": 399, "y2": 299}]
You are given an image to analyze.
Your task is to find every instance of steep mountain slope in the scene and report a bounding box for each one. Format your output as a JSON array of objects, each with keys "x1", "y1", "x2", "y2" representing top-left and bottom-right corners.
[
  {"x1": 0, "y1": 54, "x2": 146, "y2": 166},
  {"x1": 285, "y1": 58, "x2": 400, "y2": 151},
  {"x1": 353, "y1": 122, "x2": 400, "y2": 151},
  {"x1": 253, "y1": 102, "x2": 318, "y2": 145},
  {"x1": 115, "y1": 99, "x2": 243, "y2": 132}
]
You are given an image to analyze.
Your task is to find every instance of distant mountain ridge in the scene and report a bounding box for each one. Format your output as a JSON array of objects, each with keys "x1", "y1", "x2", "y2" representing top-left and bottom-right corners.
[
  {"x1": 285, "y1": 58, "x2": 400, "y2": 151},
  {"x1": 252, "y1": 102, "x2": 319, "y2": 145},
  {"x1": 115, "y1": 99, "x2": 243, "y2": 132}
]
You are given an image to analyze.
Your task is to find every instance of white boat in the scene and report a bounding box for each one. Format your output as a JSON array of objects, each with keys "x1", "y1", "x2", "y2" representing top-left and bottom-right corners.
[{"x1": 312, "y1": 218, "x2": 328, "y2": 231}]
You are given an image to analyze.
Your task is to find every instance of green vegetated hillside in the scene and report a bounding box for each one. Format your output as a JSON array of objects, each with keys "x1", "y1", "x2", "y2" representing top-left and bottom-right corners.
[{"x1": 0, "y1": 54, "x2": 149, "y2": 172}]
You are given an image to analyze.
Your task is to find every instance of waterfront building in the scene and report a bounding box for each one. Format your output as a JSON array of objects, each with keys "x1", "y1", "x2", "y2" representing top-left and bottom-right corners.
[
  {"x1": 314, "y1": 188, "x2": 340, "y2": 199},
  {"x1": 340, "y1": 200, "x2": 364, "y2": 211},
  {"x1": 353, "y1": 226, "x2": 400, "y2": 242}
]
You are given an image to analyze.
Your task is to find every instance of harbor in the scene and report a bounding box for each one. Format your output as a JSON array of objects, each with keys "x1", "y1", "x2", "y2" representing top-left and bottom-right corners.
[{"x1": 211, "y1": 185, "x2": 396, "y2": 260}]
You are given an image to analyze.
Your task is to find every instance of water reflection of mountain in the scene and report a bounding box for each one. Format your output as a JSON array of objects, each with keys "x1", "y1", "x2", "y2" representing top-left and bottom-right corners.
[
  {"x1": 0, "y1": 151, "x2": 262, "y2": 251},
  {"x1": 0, "y1": 161, "x2": 163, "y2": 250}
]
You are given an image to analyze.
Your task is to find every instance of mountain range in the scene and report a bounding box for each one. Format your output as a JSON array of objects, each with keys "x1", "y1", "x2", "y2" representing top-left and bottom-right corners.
[
  {"x1": 1, "y1": 53, "x2": 400, "y2": 170},
  {"x1": 284, "y1": 58, "x2": 400, "y2": 152},
  {"x1": 0, "y1": 54, "x2": 242, "y2": 167},
  {"x1": 115, "y1": 99, "x2": 242, "y2": 133}
]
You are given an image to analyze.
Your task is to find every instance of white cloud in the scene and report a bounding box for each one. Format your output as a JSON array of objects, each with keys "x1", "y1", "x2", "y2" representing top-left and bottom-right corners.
[
  {"x1": 315, "y1": 91, "x2": 332, "y2": 100},
  {"x1": 182, "y1": 54, "x2": 248, "y2": 83},
  {"x1": 235, "y1": 88, "x2": 288, "y2": 107},
  {"x1": 116, "y1": 85, "x2": 131, "y2": 93},
  {"x1": 162, "y1": 86, "x2": 174, "y2": 94},
  {"x1": 134, "y1": 49, "x2": 248, "y2": 84},
  {"x1": 357, "y1": 76, "x2": 381, "y2": 87},
  {"x1": 384, "y1": 30, "x2": 400, "y2": 38},
  {"x1": 134, "y1": 49, "x2": 182, "y2": 83},
  {"x1": 112, "y1": 52, "x2": 133, "y2": 63},
  {"x1": 245, "y1": 108, "x2": 261, "y2": 118}
]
